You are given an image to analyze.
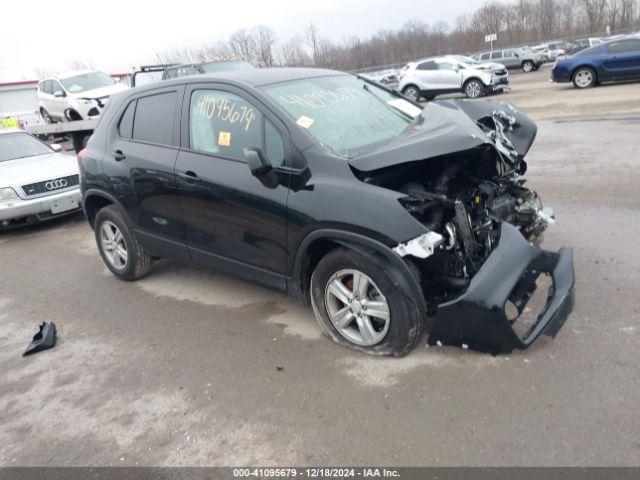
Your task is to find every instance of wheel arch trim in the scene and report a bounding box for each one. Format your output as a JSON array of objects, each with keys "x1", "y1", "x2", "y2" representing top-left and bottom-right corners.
[
  {"x1": 82, "y1": 189, "x2": 135, "y2": 229},
  {"x1": 289, "y1": 229, "x2": 428, "y2": 318}
]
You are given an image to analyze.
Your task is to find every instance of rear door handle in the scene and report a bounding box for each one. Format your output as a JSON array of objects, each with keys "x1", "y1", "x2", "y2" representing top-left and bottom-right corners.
[{"x1": 113, "y1": 150, "x2": 125, "y2": 161}]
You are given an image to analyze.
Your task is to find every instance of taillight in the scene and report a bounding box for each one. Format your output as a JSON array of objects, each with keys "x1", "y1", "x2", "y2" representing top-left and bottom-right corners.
[{"x1": 77, "y1": 148, "x2": 87, "y2": 167}]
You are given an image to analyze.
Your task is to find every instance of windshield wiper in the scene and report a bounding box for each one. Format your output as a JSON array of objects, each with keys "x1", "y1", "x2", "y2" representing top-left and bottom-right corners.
[{"x1": 359, "y1": 82, "x2": 416, "y2": 121}]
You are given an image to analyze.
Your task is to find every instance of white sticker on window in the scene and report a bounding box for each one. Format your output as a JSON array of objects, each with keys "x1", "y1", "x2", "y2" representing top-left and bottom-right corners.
[
  {"x1": 296, "y1": 115, "x2": 315, "y2": 129},
  {"x1": 386, "y1": 99, "x2": 422, "y2": 118}
]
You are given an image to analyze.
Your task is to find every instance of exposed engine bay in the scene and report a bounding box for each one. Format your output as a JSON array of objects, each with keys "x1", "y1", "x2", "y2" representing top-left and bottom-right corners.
[
  {"x1": 357, "y1": 107, "x2": 555, "y2": 304},
  {"x1": 349, "y1": 99, "x2": 575, "y2": 354}
]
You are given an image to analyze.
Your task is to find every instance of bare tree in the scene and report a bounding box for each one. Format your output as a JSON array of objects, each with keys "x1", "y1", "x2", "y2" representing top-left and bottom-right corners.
[
  {"x1": 229, "y1": 29, "x2": 258, "y2": 63},
  {"x1": 253, "y1": 26, "x2": 277, "y2": 67},
  {"x1": 157, "y1": 0, "x2": 640, "y2": 75},
  {"x1": 582, "y1": 0, "x2": 608, "y2": 30},
  {"x1": 279, "y1": 35, "x2": 312, "y2": 66}
]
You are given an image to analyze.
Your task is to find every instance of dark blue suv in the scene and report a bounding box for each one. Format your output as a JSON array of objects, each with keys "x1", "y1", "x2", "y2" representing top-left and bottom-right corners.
[{"x1": 552, "y1": 37, "x2": 640, "y2": 88}]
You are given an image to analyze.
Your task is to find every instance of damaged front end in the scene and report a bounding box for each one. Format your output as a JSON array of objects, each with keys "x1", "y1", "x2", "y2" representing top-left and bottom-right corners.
[{"x1": 352, "y1": 99, "x2": 575, "y2": 354}]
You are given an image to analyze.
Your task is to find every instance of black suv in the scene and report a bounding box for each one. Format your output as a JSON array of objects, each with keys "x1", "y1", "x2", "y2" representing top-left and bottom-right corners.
[{"x1": 80, "y1": 68, "x2": 575, "y2": 356}]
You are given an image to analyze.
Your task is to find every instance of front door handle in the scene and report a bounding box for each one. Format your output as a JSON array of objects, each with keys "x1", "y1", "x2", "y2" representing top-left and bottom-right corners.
[
  {"x1": 113, "y1": 149, "x2": 125, "y2": 161},
  {"x1": 180, "y1": 170, "x2": 200, "y2": 184}
]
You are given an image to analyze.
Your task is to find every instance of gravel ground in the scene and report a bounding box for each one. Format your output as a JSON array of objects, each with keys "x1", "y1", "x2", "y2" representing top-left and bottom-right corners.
[{"x1": 1, "y1": 68, "x2": 639, "y2": 467}]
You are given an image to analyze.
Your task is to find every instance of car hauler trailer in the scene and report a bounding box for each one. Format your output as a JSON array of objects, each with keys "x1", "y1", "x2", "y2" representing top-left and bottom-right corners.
[{"x1": 26, "y1": 119, "x2": 98, "y2": 153}]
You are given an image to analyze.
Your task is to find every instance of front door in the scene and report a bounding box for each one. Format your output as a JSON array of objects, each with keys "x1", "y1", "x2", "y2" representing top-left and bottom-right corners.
[
  {"x1": 176, "y1": 85, "x2": 290, "y2": 289},
  {"x1": 436, "y1": 61, "x2": 463, "y2": 90},
  {"x1": 603, "y1": 39, "x2": 640, "y2": 79}
]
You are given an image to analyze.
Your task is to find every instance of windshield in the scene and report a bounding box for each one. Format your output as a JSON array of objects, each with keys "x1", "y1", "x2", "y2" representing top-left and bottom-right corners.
[
  {"x1": 61, "y1": 71, "x2": 115, "y2": 93},
  {"x1": 263, "y1": 75, "x2": 422, "y2": 157},
  {"x1": 200, "y1": 61, "x2": 255, "y2": 73},
  {"x1": 0, "y1": 132, "x2": 52, "y2": 162}
]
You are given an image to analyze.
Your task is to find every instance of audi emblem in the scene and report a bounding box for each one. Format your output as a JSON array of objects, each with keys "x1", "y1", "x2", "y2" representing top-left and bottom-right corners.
[{"x1": 45, "y1": 179, "x2": 68, "y2": 190}]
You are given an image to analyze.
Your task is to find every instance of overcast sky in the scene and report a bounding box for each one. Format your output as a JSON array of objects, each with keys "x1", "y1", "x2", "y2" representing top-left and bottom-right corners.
[{"x1": 1, "y1": 0, "x2": 486, "y2": 82}]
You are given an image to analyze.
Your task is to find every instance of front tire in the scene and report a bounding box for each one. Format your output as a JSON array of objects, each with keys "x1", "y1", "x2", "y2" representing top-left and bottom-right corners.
[
  {"x1": 464, "y1": 79, "x2": 484, "y2": 98},
  {"x1": 310, "y1": 248, "x2": 424, "y2": 356},
  {"x1": 94, "y1": 205, "x2": 153, "y2": 281},
  {"x1": 402, "y1": 85, "x2": 421, "y2": 101},
  {"x1": 572, "y1": 67, "x2": 596, "y2": 89}
]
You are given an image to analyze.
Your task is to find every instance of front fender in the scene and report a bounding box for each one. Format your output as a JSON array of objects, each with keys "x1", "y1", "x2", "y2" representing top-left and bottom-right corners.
[{"x1": 288, "y1": 228, "x2": 429, "y2": 321}]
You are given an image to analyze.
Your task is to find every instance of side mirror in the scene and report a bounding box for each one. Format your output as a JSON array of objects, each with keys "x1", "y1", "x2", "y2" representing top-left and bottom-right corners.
[
  {"x1": 244, "y1": 148, "x2": 279, "y2": 188},
  {"x1": 50, "y1": 144, "x2": 63, "y2": 152},
  {"x1": 53, "y1": 90, "x2": 66, "y2": 98}
]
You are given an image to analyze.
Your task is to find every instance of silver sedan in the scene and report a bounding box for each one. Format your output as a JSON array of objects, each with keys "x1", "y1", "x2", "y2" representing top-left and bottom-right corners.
[{"x1": 0, "y1": 129, "x2": 82, "y2": 230}]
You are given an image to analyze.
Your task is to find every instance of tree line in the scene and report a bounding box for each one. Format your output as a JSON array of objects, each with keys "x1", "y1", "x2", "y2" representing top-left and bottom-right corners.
[{"x1": 159, "y1": 0, "x2": 640, "y2": 72}]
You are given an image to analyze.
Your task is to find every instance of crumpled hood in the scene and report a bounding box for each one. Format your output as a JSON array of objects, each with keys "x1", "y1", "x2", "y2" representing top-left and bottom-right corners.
[{"x1": 349, "y1": 99, "x2": 537, "y2": 172}]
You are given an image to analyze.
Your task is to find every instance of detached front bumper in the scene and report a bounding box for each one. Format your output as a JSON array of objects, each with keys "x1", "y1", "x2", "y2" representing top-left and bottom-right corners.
[
  {"x1": 488, "y1": 83, "x2": 511, "y2": 94},
  {"x1": 428, "y1": 223, "x2": 575, "y2": 355}
]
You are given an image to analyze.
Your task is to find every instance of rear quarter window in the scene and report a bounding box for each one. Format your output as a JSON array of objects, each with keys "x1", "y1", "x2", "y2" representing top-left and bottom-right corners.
[
  {"x1": 118, "y1": 100, "x2": 136, "y2": 138},
  {"x1": 132, "y1": 92, "x2": 177, "y2": 145}
]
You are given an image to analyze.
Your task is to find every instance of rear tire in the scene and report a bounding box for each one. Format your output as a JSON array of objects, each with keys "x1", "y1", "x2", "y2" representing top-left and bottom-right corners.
[
  {"x1": 522, "y1": 61, "x2": 534, "y2": 73},
  {"x1": 310, "y1": 248, "x2": 424, "y2": 356},
  {"x1": 94, "y1": 205, "x2": 153, "y2": 281},
  {"x1": 572, "y1": 67, "x2": 596, "y2": 89},
  {"x1": 41, "y1": 109, "x2": 54, "y2": 124}
]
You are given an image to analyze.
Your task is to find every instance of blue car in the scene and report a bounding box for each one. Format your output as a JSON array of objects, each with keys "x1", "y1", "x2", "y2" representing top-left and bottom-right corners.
[{"x1": 551, "y1": 36, "x2": 640, "y2": 89}]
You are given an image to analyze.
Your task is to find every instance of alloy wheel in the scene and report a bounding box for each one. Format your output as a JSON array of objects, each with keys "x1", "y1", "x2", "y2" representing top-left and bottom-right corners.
[
  {"x1": 575, "y1": 69, "x2": 593, "y2": 88},
  {"x1": 324, "y1": 269, "x2": 390, "y2": 347},
  {"x1": 523, "y1": 62, "x2": 533, "y2": 72},
  {"x1": 100, "y1": 221, "x2": 128, "y2": 269},
  {"x1": 466, "y1": 81, "x2": 482, "y2": 98},
  {"x1": 403, "y1": 87, "x2": 419, "y2": 101}
]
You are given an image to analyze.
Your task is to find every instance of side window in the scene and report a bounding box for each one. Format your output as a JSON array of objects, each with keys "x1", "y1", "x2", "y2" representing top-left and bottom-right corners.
[
  {"x1": 118, "y1": 100, "x2": 136, "y2": 138},
  {"x1": 264, "y1": 121, "x2": 284, "y2": 167},
  {"x1": 492, "y1": 51, "x2": 503, "y2": 59},
  {"x1": 51, "y1": 81, "x2": 64, "y2": 94},
  {"x1": 132, "y1": 91, "x2": 177, "y2": 145},
  {"x1": 44, "y1": 80, "x2": 53, "y2": 94},
  {"x1": 417, "y1": 61, "x2": 437, "y2": 70},
  {"x1": 437, "y1": 63, "x2": 456, "y2": 70},
  {"x1": 189, "y1": 89, "x2": 285, "y2": 166},
  {"x1": 608, "y1": 39, "x2": 640, "y2": 54},
  {"x1": 481, "y1": 53, "x2": 490, "y2": 60}
]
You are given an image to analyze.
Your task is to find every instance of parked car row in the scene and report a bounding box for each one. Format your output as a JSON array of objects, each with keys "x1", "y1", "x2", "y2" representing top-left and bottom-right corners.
[{"x1": 37, "y1": 60, "x2": 256, "y2": 124}]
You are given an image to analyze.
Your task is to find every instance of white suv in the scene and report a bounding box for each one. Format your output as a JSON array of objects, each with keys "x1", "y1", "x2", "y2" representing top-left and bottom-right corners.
[
  {"x1": 37, "y1": 70, "x2": 128, "y2": 123},
  {"x1": 398, "y1": 56, "x2": 509, "y2": 101}
]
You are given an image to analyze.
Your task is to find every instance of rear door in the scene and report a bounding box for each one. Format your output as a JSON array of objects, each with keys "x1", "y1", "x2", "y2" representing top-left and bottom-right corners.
[
  {"x1": 105, "y1": 87, "x2": 189, "y2": 259},
  {"x1": 603, "y1": 39, "x2": 640, "y2": 79},
  {"x1": 176, "y1": 84, "x2": 290, "y2": 289}
]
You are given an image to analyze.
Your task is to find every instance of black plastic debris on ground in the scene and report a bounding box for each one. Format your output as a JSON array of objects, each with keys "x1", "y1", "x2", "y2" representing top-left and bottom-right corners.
[{"x1": 23, "y1": 322, "x2": 57, "y2": 356}]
